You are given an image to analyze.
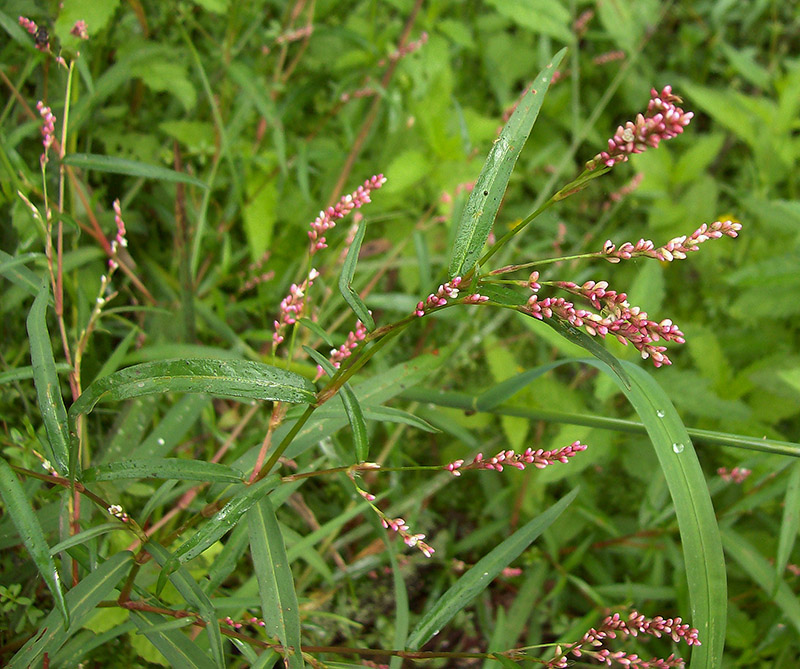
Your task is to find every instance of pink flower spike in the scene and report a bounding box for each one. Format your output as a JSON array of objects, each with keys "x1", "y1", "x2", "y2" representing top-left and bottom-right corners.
[
  {"x1": 36, "y1": 101, "x2": 56, "y2": 164},
  {"x1": 587, "y1": 86, "x2": 693, "y2": 170},
  {"x1": 307, "y1": 174, "x2": 387, "y2": 254}
]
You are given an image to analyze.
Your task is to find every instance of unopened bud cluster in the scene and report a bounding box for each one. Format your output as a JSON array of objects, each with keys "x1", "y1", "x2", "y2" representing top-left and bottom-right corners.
[
  {"x1": 602, "y1": 220, "x2": 742, "y2": 264},
  {"x1": 446, "y1": 442, "x2": 587, "y2": 476},
  {"x1": 549, "y1": 610, "x2": 700, "y2": 668},
  {"x1": 415, "y1": 276, "x2": 488, "y2": 317}
]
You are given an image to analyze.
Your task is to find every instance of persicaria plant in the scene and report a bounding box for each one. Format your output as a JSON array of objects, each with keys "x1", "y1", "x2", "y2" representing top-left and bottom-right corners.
[{"x1": 5, "y1": 9, "x2": 785, "y2": 669}]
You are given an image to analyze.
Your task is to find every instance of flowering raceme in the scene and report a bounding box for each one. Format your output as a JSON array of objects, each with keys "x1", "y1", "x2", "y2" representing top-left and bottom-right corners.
[{"x1": 587, "y1": 86, "x2": 693, "y2": 170}]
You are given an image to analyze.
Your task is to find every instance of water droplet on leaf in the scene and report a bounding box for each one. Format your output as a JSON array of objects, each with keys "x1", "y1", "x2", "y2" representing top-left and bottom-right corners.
[
  {"x1": 672, "y1": 442, "x2": 685, "y2": 454},
  {"x1": 656, "y1": 410, "x2": 665, "y2": 418}
]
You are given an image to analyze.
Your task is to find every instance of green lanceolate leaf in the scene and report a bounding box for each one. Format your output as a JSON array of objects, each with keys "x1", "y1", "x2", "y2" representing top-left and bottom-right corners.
[
  {"x1": 592, "y1": 360, "x2": 726, "y2": 669},
  {"x1": 542, "y1": 317, "x2": 631, "y2": 389},
  {"x1": 339, "y1": 383, "x2": 369, "y2": 462},
  {"x1": 84, "y1": 458, "x2": 244, "y2": 482},
  {"x1": 406, "y1": 487, "x2": 578, "y2": 649},
  {"x1": 62, "y1": 153, "x2": 208, "y2": 188},
  {"x1": 248, "y1": 498, "x2": 305, "y2": 669},
  {"x1": 156, "y1": 474, "x2": 280, "y2": 593},
  {"x1": 71, "y1": 359, "x2": 316, "y2": 417},
  {"x1": 0, "y1": 458, "x2": 68, "y2": 627},
  {"x1": 339, "y1": 218, "x2": 375, "y2": 330},
  {"x1": 27, "y1": 280, "x2": 70, "y2": 475},
  {"x1": 130, "y1": 611, "x2": 217, "y2": 669},
  {"x1": 448, "y1": 47, "x2": 567, "y2": 278},
  {"x1": 9, "y1": 551, "x2": 133, "y2": 669}
]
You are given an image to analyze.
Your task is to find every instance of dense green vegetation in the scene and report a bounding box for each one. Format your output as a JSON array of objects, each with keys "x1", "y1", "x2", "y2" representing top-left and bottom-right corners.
[{"x1": 1, "y1": 1, "x2": 799, "y2": 666}]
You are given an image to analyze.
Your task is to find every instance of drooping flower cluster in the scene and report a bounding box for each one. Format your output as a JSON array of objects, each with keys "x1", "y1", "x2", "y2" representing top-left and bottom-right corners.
[
  {"x1": 316, "y1": 318, "x2": 369, "y2": 380},
  {"x1": 36, "y1": 101, "x2": 56, "y2": 165},
  {"x1": 272, "y1": 268, "x2": 320, "y2": 349},
  {"x1": 308, "y1": 174, "x2": 386, "y2": 254},
  {"x1": 602, "y1": 219, "x2": 742, "y2": 263},
  {"x1": 549, "y1": 610, "x2": 701, "y2": 668},
  {"x1": 587, "y1": 86, "x2": 693, "y2": 170},
  {"x1": 717, "y1": 466, "x2": 751, "y2": 484},
  {"x1": 380, "y1": 514, "x2": 435, "y2": 558},
  {"x1": 446, "y1": 442, "x2": 587, "y2": 476},
  {"x1": 525, "y1": 279, "x2": 684, "y2": 368},
  {"x1": 349, "y1": 466, "x2": 435, "y2": 558}
]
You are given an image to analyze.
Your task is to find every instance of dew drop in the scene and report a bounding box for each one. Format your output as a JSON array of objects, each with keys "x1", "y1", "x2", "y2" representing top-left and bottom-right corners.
[
  {"x1": 672, "y1": 442, "x2": 685, "y2": 454},
  {"x1": 157, "y1": 437, "x2": 165, "y2": 446},
  {"x1": 137, "y1": 382, "x2": 145, "y2": 388},
  {"x1": 432, "y1": 629, "x2": 440, "y2": 636},
  {"x1": 656, "y1": 410, "x2": 665, "y2": 418},
  {"x1": 483, "y1": 572, "x2": 489, "y2": 577}
]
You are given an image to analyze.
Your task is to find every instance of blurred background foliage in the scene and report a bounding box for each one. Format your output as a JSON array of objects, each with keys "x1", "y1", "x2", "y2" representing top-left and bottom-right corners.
[{"x1": 1, "y1": 0, "x2": 799, "y2": 665}]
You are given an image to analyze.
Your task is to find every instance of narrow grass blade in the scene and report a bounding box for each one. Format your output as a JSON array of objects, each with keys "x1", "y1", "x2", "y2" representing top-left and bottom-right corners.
[
  {"x1": 0, "y1": 362, "x2": 71, "y2": 385},
  {"x1": 8, "y1": 551, "x2": 133, "y2": 668},
  {"x1": 596, "y1": 361, "x2": 727, "y2": 668},
  {"x1": 406, "y1": 487, "x2": 578, "y2": 649},
  {"x1": 542, "y1": 318, "x2": 630, "y2": 389},
  {"x1": 775, "y1": 461, "x2": 800, "y2": 587},
  {"x1": 0, "y1": 250, "x2": 47, "y2": 298},
  {"x1": 362, "y1": 406, "x2": 439, "y2": 433},
  {"x1": 84, "y1": 458, "x2": 244, "y2": 482},
  {"x1": 721, "y1": 526, "x2": 800, "y2": 634},
  {"x1": 203, "y1": 522, "x2": 250, "y2": 595},
  {"x1": 476, "y1": 361, "x2": 566, "y2": 411},
  {"x1": 298, "y1": 317, "x2": 334, "y2": 347},
  {"x1": 248, "y1": 498, "x2": 305, "y2": 669},
  {"x1": 26, "y1": 280, "x2": 70, "y2": 475},
  {"x1": 146, "y1": 542, "x2": 225, "y2": 668},
  {"x1": 0, "y1": 458, "x2": 68, "y2": 626},
  {"x1": 339, "y1": 218, "x2": 375, "y2": 330},
  {"x1": 62, "y1": 153, "x2": 208, "y2": 188},
  {"x1": 303, "y1": 345, "x2": 336, "y2": 376},
  {"x1": 130, "y1": 611, "x2": 216, "y2": 669},
  {"x1": 339, "y1": 383, "x2": 369, "y2": 462},
  {"x1": 448, "y1": 47, "x2": 567, "y2": 277},
  {"x1": 157, "y1": 475, "x2": 279, "y2": 593},
  {"x1": 49, "y1": 522, "x2": 119, "y2": 555}
]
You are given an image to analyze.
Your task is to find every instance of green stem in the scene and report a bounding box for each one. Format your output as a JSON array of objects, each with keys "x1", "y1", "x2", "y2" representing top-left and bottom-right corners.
[
  {"x1": 477, "y1": 198, "x2": 556, "y2": 270},
  {"x1": 399, "y1": 387, "x2": 800, "y2": 457}
]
